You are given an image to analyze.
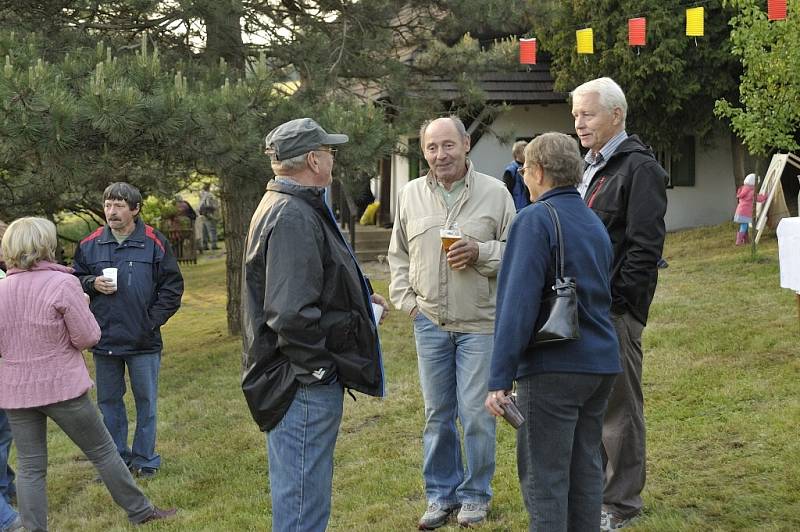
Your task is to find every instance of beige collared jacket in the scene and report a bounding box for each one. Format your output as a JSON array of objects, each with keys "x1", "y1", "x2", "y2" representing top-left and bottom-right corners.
[{"x1": 388, "y1": 161, "x2": 516, "y2": 333}]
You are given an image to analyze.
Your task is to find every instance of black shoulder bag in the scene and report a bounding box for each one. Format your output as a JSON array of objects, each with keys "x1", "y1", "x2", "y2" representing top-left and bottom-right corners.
[{"x1": 532, "y1": 200, "x2": 580, "y2": 345}]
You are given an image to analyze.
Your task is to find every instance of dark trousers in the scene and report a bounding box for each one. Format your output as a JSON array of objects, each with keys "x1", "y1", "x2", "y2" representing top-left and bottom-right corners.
[
  {"x1": 602, "y1": 311, "x2": 647, "y2": 518},
  {"x1": 517, "y1": 372, "x2": 615, "y2": 532}
]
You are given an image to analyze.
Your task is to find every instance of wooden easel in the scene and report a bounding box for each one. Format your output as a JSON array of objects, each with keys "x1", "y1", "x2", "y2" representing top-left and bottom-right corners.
[{"x1": 755, "y1": 153, "x2": 800, "y2": 243}]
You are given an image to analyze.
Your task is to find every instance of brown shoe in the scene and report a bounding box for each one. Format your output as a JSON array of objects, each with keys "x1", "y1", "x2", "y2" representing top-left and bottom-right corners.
[{"x1": 137, "y1": 506, "x2": 178, "y2": 525}]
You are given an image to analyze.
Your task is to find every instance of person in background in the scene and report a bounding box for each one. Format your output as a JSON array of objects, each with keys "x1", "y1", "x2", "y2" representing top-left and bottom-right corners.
[
  {"x1": 572, "y1": 77, "x2": 668, "y2": 530},
  {"x1": 388, "y1": 116, "x2": 516, "y2": 529},
  {"x1": 503, "y1": 140, "x2": 531, "y2": 212},
  {"x1": 0, "y1": 217, "x2": 176, "y2": 531},
  {"x1": 198, "y1": 183, "x2": 219, "y2": 251},
  {"x1": 73, "y1": 182, "x2": 184, "y2": 479},
  {"x1": 0, "y1": 221, "x2": 21, "y2": 532},
  {"x1": 242, "y1": 118, "x2": 387, "y2": 532},
  {"x1": 486, "y1": 132, "x2": 621, "y2": 531},
  {"x1": 733, "y1": 173, "x2": 766, "y2": 245},
  {"x1": 0, "y1": 409, "x2": 19, "y2": 532}
]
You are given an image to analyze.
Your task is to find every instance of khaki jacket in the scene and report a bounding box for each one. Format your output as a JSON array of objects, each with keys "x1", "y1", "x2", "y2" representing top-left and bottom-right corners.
[{"x1": 388, "y1": 161, "x2": 516, "y2": 333}]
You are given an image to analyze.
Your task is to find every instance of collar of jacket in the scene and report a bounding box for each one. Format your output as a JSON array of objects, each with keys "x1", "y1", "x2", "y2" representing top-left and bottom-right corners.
[
  {"x1": 424, "y1": 159, "x2": 476, "y2": 194},
  {"x1": 98, "y1": 218, "x2": 146, "y2": 246},
  {"x1": 535, "y1": 186, "x2": 581, "y2": 204},
  {"x1": 7, "y1": 260, "x2": 73, "y2": 276},
  {"x1": 603, "y1": 134, "x2": 656, "y2": 163},
  {"x1": 267, "y1": 178, "x2": 328, "y2": 209}
]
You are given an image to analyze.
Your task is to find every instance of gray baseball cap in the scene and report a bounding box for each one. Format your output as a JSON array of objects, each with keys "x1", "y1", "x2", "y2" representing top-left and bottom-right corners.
[{"x1": 264, "y1": 118, "x2": 349, "y2": 160}]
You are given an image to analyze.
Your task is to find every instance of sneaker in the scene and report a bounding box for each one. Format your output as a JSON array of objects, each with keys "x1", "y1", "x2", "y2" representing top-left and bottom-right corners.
[
  {"x1": 600, "y1": 510, "x2": 638, "y2": 530},
  {"x1": 457, "y1": 502, "x2": 488, "y2": 527},
  {"x1": 135, "y1": 467, "x2": 158, "y2": 479},
  {"x1": 136, "y1": 506, "x2": 177, "y2": 525},
  {"x1": 1, "y1": 515, "x2": 23, "y2": 532},
  {"x1": 418, "y1": 502, "x2": 460, "y2": 530}
]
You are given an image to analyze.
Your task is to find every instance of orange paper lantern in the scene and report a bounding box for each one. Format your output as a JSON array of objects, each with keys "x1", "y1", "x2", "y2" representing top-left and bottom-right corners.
[
  {"x1": 768, "y1": 0, "x2": 787, "y2": 21},
  {"x1": 628, "y1": 18, "x2": 646, "y2": 47},
  {"x1": 520, "y1": 38, "x2": 537, "y2": 65}
]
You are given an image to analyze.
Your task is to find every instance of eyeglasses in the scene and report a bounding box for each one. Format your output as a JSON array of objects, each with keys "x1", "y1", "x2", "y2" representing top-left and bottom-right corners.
[
  {"x1": 315, "y1": 146, "x2": 337, "y2": 158},
  {"x1": 520, "y1": 165, "x2": 535, "y2": 178}
]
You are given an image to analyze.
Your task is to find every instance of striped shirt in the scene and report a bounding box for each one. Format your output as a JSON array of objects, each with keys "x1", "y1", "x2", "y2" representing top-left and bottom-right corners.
[{"x1": 578, "y1": 130, "x2": 628, "y2": 198}]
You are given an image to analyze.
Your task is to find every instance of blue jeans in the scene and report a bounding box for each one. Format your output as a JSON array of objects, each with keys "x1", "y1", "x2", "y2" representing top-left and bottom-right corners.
[
  {"x1": 267, "y1": 383, "x2": 344, "y2": 532},
  {"x1": 0, "y1": 410, "x2": 18, "y2": 530},
  {"x1": 413, "y1": 313, "x2": 496, "y2": 505},
  {"x1": 516, "y1": 373, "x2": 615, "y2": 532},
  {"x1": 94, "y1": 353, "x2": 162, "y2": 470}
]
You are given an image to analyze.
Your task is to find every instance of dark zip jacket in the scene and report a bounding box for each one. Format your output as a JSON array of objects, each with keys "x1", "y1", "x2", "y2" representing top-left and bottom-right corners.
[
  {"x1": 584, "y1": 134, "x2": 668, "y2": 325},
  {"x1": 73, "y1": 219, "x2": 184, "y2": 356},
  {"x1": 241, "y1": 180, "x2": 385, "y2": 432}
]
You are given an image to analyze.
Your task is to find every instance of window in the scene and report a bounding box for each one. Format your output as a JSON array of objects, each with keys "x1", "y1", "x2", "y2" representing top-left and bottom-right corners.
[
  {"x1": 408, "y1": 137, "x2": 423, "y2": 180},
  {"x1": 655, "y1": 136, "x2": 695, "y2": 187}
]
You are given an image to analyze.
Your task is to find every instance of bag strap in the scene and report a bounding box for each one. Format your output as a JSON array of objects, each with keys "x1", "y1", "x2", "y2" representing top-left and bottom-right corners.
[{"x1": 537, "y1": 200, "x2": 565, "y2": 279}]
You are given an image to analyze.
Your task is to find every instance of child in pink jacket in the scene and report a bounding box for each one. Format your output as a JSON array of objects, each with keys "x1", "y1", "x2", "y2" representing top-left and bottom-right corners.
[{"x1": 733, "y1": 173, "x2": 766, "y2": 245}]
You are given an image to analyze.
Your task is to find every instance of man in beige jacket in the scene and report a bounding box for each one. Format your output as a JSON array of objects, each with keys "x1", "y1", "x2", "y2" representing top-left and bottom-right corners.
[{"x1": 389, "y1": 116, "x2": 515, "y2": 529}]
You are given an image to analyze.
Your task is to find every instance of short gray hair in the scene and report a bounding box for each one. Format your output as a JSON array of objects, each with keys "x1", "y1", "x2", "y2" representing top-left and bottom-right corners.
[
  {"x1": 1, "y1": 217, "x2": 57, "y2": 270},
  {"x1": 571, "y1": 77, "x2": 628, "y2": 126},
  {"x1": 418, "y1": 116, "x2": 468, "y2": 149},
  {"x1": 270, "y1": 152, "x2": 309, "y2": 173},
  {"x1": 524, "y1": 133, "x2": 583, "y2": 188},
  {"x1": 512, "y1": 140, "x2": 527, "y2": 160}
]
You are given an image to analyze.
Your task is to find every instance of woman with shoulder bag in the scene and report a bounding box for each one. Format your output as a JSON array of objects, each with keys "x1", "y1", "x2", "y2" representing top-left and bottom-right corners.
[{"x1": 485, "y1": 133, "x2": 622, "y2": 531}]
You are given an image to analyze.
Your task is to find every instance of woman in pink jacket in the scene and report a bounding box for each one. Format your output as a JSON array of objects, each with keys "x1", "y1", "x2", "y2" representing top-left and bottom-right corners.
[{"x1": 0, "y1": 218, "x2": 176, "y2": 531}]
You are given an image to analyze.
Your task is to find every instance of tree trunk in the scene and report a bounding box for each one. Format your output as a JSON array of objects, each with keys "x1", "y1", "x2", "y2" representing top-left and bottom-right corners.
[
  {"x1": 220, "y1": 169, "x2": 267, "y2": 335},
  {"x1": 731, "y1": 133, "x2": 747, "y2": 186},
  {"x1": 378, "y1": 156, "x2": 392, "y2": 226},
  {"x1": 201, "y1": 1, "x2": 249, "y2": 335},
  {"x1": 204, "y1": 0, "x2": 245, "y2": 70}
]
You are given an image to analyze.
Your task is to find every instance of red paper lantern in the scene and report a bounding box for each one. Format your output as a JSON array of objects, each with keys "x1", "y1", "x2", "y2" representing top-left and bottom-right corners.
[
  {"x1": 520, "y1": 38, "x2": 537, "y2": 65},
  {"x1": 628, "y1": 18, "x2": 646, "y2": 47},
  {"x1": 768, "y1": 0, "x2": 787, "y2": 21}
]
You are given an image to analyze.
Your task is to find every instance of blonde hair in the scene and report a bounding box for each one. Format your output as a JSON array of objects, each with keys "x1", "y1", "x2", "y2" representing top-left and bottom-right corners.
[{"x1": 2, "y1": 217, "x2": 58, "y2": 270}]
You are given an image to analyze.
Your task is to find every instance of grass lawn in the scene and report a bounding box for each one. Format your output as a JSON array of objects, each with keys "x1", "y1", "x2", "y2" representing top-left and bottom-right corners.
[{"x1": 20, "y1": 223, "x2": 800, "y2": 531}]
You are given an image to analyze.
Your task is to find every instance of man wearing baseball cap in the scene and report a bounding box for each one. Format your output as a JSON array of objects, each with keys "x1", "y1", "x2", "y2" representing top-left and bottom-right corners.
[{"x1": 241, "y1": 118, "x2": 389, "y2": 532}]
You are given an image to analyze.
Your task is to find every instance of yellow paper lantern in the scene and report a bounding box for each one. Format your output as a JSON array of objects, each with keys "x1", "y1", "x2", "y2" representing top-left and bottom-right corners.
[
  {"x1": 686, "y1": 7, "x2": 704, "y2": 37},
  {"x1": 576, "y1": 28, "x2": 594, "y2": 54}
]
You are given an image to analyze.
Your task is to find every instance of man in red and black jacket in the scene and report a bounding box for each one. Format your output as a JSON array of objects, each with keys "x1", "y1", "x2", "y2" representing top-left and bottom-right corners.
[
  {"x1": 572, "y1": 77, "x2": 668, "y2": 531},
  {"x1": 73, "y1": 182, "x2": 183, "y2": 479}
]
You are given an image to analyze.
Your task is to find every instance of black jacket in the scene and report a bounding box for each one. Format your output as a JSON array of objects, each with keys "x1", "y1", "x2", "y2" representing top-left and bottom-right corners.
[
  {"x1": 73, "y1": 219, "x2": 184, "y2": 356},
  {"x1": 584, "y1": 135, "x2": 668, "y2": 325},
  {"x1": 241, "y1": 180, "x2": 385, "y2": 431}
]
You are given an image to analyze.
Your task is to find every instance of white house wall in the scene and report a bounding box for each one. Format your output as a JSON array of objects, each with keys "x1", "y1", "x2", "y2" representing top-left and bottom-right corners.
[
  {"x1": 391, "y1": 106, "x2": 736, "y2": 231},
  {"x1": 663, "y1": 131, "x2": 735, "y2": 231},
  {"x1": 469, "y1": 104, "x2": 574, "y2": 178}
]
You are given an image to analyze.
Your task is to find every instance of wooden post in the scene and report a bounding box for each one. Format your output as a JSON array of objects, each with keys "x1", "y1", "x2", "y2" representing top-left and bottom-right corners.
[{"x1": 797, "y1": 292, "x2": 800, "y2": 332}]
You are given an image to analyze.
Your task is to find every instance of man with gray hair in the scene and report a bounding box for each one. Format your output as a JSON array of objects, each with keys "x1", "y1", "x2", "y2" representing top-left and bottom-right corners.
[
  {"x1": 389, "y1": 116, "x2": 515, "y2": 529},
  {"x1": 241, "y1": 117, "x2": 388, "y2": 532},
  {"x1": 571, "y1": 77, "x2": 668, "y2": 530}
]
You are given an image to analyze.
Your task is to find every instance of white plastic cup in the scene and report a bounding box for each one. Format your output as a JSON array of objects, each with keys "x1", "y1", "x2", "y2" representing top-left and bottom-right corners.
[{"x1": 102, "y1": 267, "x2": 118, "y2": 291}]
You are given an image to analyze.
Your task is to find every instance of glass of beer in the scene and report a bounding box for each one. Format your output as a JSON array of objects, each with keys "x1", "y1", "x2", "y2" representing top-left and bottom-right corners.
[{"x1": 440, "y1": 224, "x2": 463, "y2": 251}]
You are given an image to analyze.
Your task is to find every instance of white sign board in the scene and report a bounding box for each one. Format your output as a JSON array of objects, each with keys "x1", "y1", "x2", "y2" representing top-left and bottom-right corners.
[{"x1": 777, "y1": 217, "x2": 800, "y2": 292}]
